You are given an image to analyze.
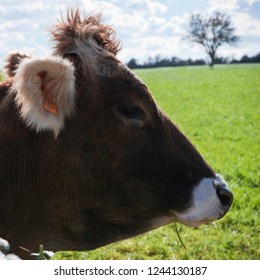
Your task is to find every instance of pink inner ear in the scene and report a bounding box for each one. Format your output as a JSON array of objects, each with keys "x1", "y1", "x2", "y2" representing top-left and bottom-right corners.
[
  {"x1": 37, "y1": 70, "x2": 59, "y2": 116},
  {"x1": 42, "y1": 90, "x2": 59, "y2": 116}
]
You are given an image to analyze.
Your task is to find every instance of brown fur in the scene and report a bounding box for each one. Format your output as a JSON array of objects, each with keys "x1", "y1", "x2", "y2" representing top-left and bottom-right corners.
[{"x1": 4, "y1": 53, "x2": 31, "y2": 78}]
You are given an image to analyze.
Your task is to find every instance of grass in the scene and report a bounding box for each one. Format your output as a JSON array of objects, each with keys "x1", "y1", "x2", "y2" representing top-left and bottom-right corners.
[{"x1": 1, "y1": 65, "x2": 259, "y2": 259}]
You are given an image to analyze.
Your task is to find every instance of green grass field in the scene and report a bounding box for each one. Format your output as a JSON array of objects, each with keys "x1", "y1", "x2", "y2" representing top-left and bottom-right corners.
[{"x1": 1, "y1": 64, "x2": 260, "y2": 259}]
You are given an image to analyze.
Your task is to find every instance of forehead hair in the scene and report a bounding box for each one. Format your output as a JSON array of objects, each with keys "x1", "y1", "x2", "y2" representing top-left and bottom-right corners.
[{"x1": 50, "y1": 9, "x2": 122, "y2": 78}]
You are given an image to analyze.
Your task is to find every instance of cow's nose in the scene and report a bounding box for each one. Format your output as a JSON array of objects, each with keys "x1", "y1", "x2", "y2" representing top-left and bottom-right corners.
[{"x1": 213, "y1": 180, "x2": 233, "y2": 209}]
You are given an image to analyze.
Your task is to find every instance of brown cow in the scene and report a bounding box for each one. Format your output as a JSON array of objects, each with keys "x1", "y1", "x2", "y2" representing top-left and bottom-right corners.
[{"x1": 0, "y1": 10, "x2": 233, "y2": 259}]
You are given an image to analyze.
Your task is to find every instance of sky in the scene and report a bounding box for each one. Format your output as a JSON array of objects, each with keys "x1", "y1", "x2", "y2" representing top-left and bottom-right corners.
[{"x1": 0, "y1": 0, "x2": 260, "y2": 69}]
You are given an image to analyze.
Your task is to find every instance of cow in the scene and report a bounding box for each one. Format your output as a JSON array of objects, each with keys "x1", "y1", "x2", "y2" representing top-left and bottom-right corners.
[{"x1": 0, "y1": 9, "x2": 233, "y2": 259}]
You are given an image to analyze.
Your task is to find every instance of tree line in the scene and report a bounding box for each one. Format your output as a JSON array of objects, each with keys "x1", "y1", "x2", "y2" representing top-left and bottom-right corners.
[{"x1": 127, "y1": 53, "x2": 260, "y2": 69}]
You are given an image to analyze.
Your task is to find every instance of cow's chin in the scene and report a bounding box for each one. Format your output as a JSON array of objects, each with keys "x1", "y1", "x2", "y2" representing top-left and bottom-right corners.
[
  {"x1": 172, "y1": 175, "x2": 232, "y2": 228},
  {"x1": 176, "y1": 218, "x2": 215, "y2": 228}
]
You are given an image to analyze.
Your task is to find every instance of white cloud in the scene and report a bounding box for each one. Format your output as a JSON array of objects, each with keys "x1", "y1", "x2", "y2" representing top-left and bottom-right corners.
[
  {"x1": 147, "y1": 0, "x2": 168, "y2": 15},
  {"x1": 208, "y1": 0, "x2": 240, "y2": 12},
  {"x1": 125, "y1": 0, "x2": 167, "y2": 15},
  {"x1": 81, "y1": 0, "x2": 121, "y2": 15},
  {"x1": 110, "y1": 13, "x2": 149, "y2": 35},
  {"x1": 16, "y1": 1, "x2": 45, "y2": 11},
  {"x1": 246, "y1": 0, "x2": 260, "y2": 5},
  {"x1": 148, "y1": 16, "x2": 167, "y2": 26},
  {"x1": 233, "y1": 12, "x2": 260, "y2": 36},
  {"x1": 158, "y1": 13, "x2": 190, "y2": 36}
]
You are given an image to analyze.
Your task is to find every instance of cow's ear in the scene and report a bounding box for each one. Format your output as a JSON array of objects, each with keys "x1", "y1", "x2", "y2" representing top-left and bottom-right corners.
[
  {"x1": 4, "y1": 52, "x2": 31, "y2": 77},
  {"x1": 13, "y1": 56, "x2": 75, "y2": 137}
]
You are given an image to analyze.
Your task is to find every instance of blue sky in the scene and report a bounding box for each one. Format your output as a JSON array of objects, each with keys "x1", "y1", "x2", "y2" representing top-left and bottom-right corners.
[{"x1": 0, "y1": 0, "x2": 260, "y2": 69}]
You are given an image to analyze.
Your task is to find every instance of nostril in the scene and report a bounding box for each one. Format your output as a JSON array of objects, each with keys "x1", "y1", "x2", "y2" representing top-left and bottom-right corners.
[
  {"x1": 213, "y1": 180, "x2": 233, "y2": 208},
  {"x1": 218, "y1": 190, "x2": 233, "y2": 207}
]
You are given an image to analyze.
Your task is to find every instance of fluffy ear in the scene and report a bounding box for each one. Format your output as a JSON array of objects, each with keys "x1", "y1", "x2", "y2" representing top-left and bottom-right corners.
[{"x1": 13, "y1": 56, "x2": 75, "y2": 137}]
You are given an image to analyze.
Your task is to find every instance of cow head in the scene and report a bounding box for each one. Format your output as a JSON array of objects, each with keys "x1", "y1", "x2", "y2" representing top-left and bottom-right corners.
[{"x1": 0, "y1": 10, "x2": 232, "y2": 258}]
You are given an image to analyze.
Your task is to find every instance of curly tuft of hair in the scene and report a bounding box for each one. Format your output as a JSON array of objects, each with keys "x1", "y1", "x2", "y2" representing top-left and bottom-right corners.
[{"x1": 50, "y1": 9, "x2": 121, "y2": 58}]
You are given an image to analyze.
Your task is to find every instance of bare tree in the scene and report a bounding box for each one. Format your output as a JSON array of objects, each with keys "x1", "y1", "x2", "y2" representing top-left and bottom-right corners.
[{"x1": 185, "y1": 12, "x2": 241, "y2": 67}]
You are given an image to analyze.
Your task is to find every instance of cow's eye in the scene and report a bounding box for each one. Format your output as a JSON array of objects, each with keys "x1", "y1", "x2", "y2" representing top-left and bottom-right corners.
[{"x1": 119, "y1": 105, "x2": 145, "y2": 120}]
